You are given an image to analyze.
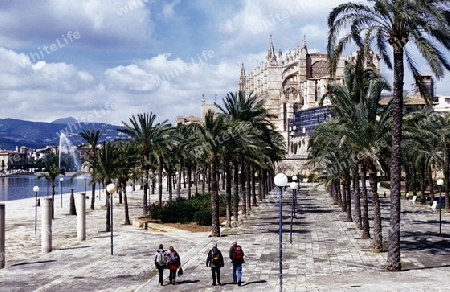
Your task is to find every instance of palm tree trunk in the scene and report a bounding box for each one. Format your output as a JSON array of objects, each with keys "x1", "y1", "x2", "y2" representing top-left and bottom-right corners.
[
  {"x1": 168, "y1": 173, "x2": 172, "y2": 201},
  {"x1": 118, "y1": 185, "x2": 123, "y2": 204},
  {"x1": 246, "y1": 161, "x2": 251, "y2": 211},
  {"x1": 90, "y1": 183, "x2": 95, "y2": 210},
  {"x1": 201, "y1": 167, "x2": 206, "y2": 194},
  {"x1": 361, "y1": 164, "x2": 370, "y2": 239},
  {"x1": 420, "y1": 159, "x2": 426, "y2": 204},
  {"x1": 386, "y1": 48, "x2": 404, "y2": 272},
  {"x1": 241, "y1": 161, "x2": 247, "y2": 215},
  {"x1": 143, "y1": 168, "x2": 148, "y2": 216},
  {"x1": 341, "y1": 180, "x2": 347, "y2": 212},
  {"x1": 369, "y1": 162, "x2": 382, "y2": 252},
  {"x1": 258, "y1": 168, "x2": 263, "y2": 201},
  {"x1": 211, "y1": 160, "x2": 220, "y2": 237},
  {"x1": 353, "y1": 165, "x2": 362, "y2": 229},
  {"x1": 428, "y1": 165, "x2": 435, "y2": 203},
  {"x1": 345, "y1": 177, "x2": 352, "y2": 222},
  {"x1": 233, "y1": 163, "x2": 239, "y2": 222},
  {"x1": 252, "y1": 165, "x2": 257, "y2": 206},
  {"x1": 123, "y1": 186, "x2": 131, "y2": 225},
  {"x1": 158, "y1": 157, "x2": 163, "y2": 206},
  {"x1": 177, "y1": 160, "x2": 182, "y2": 198},
  {"x1": 187, "y1": 165, "x2": 192, "y2": 199},
  {"x1": 225, "y1": 161, "x2": 232, "y2": 228}
]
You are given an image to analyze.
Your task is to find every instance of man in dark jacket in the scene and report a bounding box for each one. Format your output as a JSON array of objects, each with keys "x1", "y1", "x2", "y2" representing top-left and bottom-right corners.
[
  {"x1": 154, "y1": 244, "x2": 168, "y2": 286},
  {"x1": 206, "y1": 242, "x2": 225, "y2": 286},
  {"x1": 229, "y1": 241, "x2": 245, "y2": 286}
]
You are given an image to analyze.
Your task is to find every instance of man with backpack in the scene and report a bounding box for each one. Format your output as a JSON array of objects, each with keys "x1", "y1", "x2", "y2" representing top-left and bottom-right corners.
[
  {"x1": 154, "y1": 244, "x2": 168, "y2": 286},
  {"x1": 206, "y1": 242, "x2": 224, "y2": 286},
  {"x1": 229, "y1": 241, "x2": 245, "y2": 286}
]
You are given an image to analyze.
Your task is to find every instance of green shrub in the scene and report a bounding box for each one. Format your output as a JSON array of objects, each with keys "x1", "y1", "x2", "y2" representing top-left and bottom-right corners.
[
  {"x1": 194, "y1": 210, "x2": 212, "y2": 226},
  {"x1": 148, "y1": 203, "x2": 164, "y2": 220},
  {"x1": 149, "y1": 192, "x2": 226, "y2": 224},
  {"x1": 160, "y1": 197, "x2": 196, "y2": 223}
]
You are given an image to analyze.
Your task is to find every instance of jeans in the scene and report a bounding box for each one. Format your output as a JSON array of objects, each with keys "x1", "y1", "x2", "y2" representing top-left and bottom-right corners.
[
  {"x1": 211, "y1": 267, "x2": 221, "y2": 284},
  {"x1": 169, "y1": 269, "x2": 177, "y2": 283},
  {"x1": 232, "y1": 263, "x2": 242, "y2": 283},
  {"x1": 156, "y1": 266, "x2": 164, "y2": 285}
]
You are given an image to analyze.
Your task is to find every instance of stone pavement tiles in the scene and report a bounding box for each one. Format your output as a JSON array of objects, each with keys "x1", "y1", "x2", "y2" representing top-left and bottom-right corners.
[{"x1": 1, "y1": 185, "x2": 450, "y2": 291}]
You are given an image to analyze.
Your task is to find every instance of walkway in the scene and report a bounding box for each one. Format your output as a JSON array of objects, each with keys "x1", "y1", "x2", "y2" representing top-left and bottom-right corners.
[{"x1": 0, "y1": 184, "x2": 449, "y2": 291}]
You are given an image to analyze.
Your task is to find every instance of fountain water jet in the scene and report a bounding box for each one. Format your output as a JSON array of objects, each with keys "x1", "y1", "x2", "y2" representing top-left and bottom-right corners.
[{"x1": 59, "y1": 132, "x2": 81, "y2": 173}]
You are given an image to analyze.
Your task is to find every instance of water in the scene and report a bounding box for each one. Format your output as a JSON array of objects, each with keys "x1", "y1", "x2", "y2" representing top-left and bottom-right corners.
[
  {"x1": 0, "y1": 174, "x2": 92, "y2": 202},
  {"x1": 59, "y1": 132, "x2": 82, "y2": 172}
]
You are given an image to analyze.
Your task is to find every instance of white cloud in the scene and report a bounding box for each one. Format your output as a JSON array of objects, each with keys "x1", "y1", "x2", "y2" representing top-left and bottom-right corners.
[
  {"x1": 0, "y1": 0, "x2": 152, "y2": 50},
  {"x1": 0, "y1": 0, "x2": 449, "y2": 130}
]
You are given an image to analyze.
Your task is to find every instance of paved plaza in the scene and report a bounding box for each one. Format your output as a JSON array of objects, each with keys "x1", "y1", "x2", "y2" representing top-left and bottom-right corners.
[{"x1": 0, "y1": 184, "x2": 449, "y2": 291}]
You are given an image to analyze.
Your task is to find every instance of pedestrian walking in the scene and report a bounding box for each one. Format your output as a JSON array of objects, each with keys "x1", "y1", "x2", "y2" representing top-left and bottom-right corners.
[
  {"x1": 167, "y1": 246, "x2": 181, "y2": 285},
  {"x1": 229, "y1": 241, "x2": 245, "y2": 286},
  {"x1": 206, "y1": 242, "x2": 224, "y2": 286},
  {"x1": 154, "y1": 244, "x2": 168, "y2": 286}
]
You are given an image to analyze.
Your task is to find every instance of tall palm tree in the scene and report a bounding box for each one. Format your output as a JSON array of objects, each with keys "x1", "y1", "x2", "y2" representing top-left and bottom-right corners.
[
  {"x1": 194, "y1": 110, "x2": 230, "y2": 237},
  {"x1": 328, "y1": 0, "x2": 450, "y2": 271},
  {"x1": 216, "y1": 91, "x2": 275, "y2": 222},
  {"x1": 91, "y1": 141, "x2": 119, "y2": 231},
  {"x1": 115, "y1": 141, "x2": 139, "y2": 225},
  {"x1": 37, "y1": 164, "x2": 60, "y2": 218},
  {"x1": 118, "y1": 113, "x2": 170, "y2": 214},
  {"x1": 79, "y1": 128, "x2": 103, "y2": 210}
]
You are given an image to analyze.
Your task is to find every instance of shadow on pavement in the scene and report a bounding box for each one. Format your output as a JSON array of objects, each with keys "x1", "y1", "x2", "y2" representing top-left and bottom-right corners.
[{"x1": 11, "y1": 259, "x2": 57, "y2": 267}]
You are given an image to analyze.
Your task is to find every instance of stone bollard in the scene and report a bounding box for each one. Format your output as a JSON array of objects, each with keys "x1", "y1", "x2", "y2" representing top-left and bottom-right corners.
[
  {"x1": 77, "y1": 193, "x2": 86, "y2": 241},
  {"x1": 0, "y1": 204, "x2": 5, "y2": 269},
  {"x1": 41, "y1": 198, "x2": 52, "y2": 253}
]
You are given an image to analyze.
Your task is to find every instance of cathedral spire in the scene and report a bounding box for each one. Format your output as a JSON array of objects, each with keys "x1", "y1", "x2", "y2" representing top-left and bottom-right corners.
[
  {"x1": 266, "y1": 34, "x2": 276, "y2": 62},
  {"x1": 239, "y1": 62, "x2": 246, "y2": 92},
  {"x1": 300, "y1": 35, "x2": 308, "y2": 54}
]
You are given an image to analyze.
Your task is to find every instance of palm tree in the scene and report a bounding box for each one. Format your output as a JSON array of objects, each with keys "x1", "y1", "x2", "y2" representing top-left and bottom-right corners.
[
  {"x1": 79, "y1": 128, "x2": 103, "y2": 210},
  {"x1": 118, "y1": 113, "x2": 170, "y2": 214},
  {"x1": 91, "y1": 141, "x2": 119, "y2": 231},
  {"x1": 37, "y1": 164, "x2": 60, "y2": 218},
  {"x1": 216, "y1": 91, "x2": 275, "y2": 222},
  {"x1": 115, "y1": 141, "x2": 139, "y2": 225},
  {"x1": 328, "y1": 0, "x2": 450, "y2": 271},
  {"x1": 194, "y1": 110, "x2": 230, "y2": 237}
]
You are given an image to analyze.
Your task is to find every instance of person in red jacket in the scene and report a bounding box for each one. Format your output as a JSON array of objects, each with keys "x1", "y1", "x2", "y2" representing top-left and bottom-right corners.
[
  {"x1": 166, "y1": 246, "x2": 181, "y2": 285},
  {"x1": 229, "y1": 241, "x2": 245, "y2": 286}
]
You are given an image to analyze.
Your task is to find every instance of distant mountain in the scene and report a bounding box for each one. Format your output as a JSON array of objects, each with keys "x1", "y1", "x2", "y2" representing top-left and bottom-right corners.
[
  {"x1": 0, "y1": 118, "x2": 126, "y2": 151},
  {"x1": 52, "y1": 116, "x2": 78, "y2": 124}
]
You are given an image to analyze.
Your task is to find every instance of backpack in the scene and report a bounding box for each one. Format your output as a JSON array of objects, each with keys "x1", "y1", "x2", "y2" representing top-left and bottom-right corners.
[
  {"x1": 211, "y1": 248, "x2": 221, "y2": 265},
  {"x1": 168, "y1": 252, "x2": 178, "y2": 264},
  {"x1": 156, "y1": 250, "x2": 167, "y2": 267},
  {"x1": 233, "y1": 246, "x2": 244, "y2": 261}
]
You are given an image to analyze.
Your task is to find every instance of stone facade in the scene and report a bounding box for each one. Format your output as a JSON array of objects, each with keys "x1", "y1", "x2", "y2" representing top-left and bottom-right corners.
[{"x1": 239, "y1": 37, "x2": 380, "y2": 175}]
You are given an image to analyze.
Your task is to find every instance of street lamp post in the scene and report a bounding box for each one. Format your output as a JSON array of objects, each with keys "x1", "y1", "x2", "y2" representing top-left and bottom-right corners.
[
  {"x1": 84, "y1": 177, "x2": 87, "y2": 195},
  {"x1": 437, "y1": 179, "x2": 444, "y2": 235},
  {"x1": 289, "y1": 181, "x2": 298, "y2": 244},
  {"x1": 59, "y1": 177, "x2": 64, "y2": 208},
  {"x1": 106, "y1": 183, "x2": 117, "y2": 255},
  {"x1": 33, "y1": 186, "x2": 40, "y2": 235},
  {"x1": 274, "y1": 173, "x2": 288, "y2": 292},
  {"x1": 292, "y1": 175, "x2": 298, "y2": 216}
]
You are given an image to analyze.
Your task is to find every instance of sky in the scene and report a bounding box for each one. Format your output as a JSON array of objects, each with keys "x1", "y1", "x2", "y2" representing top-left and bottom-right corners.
[{"x1": 1, "y1": 0, "x2": 450, "y2": 126}]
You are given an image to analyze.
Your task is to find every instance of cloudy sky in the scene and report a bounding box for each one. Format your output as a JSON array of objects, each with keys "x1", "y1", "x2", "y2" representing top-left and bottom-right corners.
[{"x1": 1, "y1": 0, "x2": 449, "y2": 126}]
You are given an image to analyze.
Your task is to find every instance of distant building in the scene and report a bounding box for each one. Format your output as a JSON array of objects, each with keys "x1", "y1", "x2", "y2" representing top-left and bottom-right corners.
[
  {"x1": 0, "y1": 151, "x2": 28, "y2": 172},
  {"x1": 175, "y1": 96, "x2": 216, "y2": 125}
]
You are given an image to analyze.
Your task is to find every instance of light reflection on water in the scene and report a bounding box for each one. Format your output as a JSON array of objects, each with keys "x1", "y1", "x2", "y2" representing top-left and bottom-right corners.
[{"x1": 0, "y1": 174, "x2": 92, "y2": 202}]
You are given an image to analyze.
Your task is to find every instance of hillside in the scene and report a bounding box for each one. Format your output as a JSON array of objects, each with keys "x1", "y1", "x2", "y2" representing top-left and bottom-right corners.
[{"x1": 0, "y1": 118, "x2": 126, "y2": 150}]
